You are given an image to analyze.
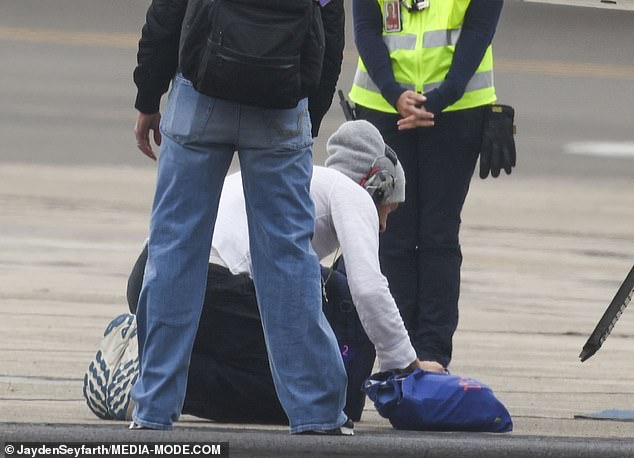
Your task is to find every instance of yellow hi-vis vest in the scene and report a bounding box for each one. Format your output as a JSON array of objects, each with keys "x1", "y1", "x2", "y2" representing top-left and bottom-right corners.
[{"x1": 349, "y1": 0, "x2": 496, "y2": 114}]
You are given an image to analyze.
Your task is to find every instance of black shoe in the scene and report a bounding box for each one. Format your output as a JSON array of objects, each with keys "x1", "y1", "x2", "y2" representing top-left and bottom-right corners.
[{"x1": 297, "y1": 419, "x2": 354, "y2": 436}]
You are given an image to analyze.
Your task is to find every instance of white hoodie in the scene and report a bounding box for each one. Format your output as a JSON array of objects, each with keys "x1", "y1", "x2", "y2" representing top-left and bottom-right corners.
[{"x1": 210, "y1": 167, "x2": 416, "y2": 371}]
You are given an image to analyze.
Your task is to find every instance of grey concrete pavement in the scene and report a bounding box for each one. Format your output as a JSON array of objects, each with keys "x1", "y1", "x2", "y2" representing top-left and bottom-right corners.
[
  {"x1": 2, "y1": 0, "x2": 634, "y2": 455},
  {"x1": 2, "y1": 423, "x2": 634, "y2": 458},
  {"x1": 1, "y1": 163, "x2": 633, "y2": 455}
]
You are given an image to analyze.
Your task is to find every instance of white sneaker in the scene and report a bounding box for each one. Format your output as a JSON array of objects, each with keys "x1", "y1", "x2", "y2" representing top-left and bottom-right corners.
[
  {"x1": 83, "y1": 313, "x2": 138, "y2": 420},
  {"x1": 106, "y1": 329, "x2": 138, "y2": 420},
  {"x1": 129, "y1": 421, "x2": 150, "y2": 430},
  {"x1": 83, "y1": 350, "x2": 110, "y2": 419}
]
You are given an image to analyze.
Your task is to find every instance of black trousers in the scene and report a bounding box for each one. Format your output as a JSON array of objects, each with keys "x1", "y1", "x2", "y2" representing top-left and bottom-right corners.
[
  {"x1": 356, "y1": 105, "x2": 486, "y2": 368},
  {"x1": 127, "y1": 245, "x2": 375, "y2": 423}
]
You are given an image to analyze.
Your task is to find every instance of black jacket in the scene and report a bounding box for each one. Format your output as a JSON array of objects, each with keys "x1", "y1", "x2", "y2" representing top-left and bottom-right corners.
[
  {"x1": 134, "y1": 0, "x2": 345, "y2": 134},
  {"x1": 134, "y1": 0, "x2": 187, "y2": 114},
  {"x1": 307, "y1": 0, "x2": 345, "y2": 137}
]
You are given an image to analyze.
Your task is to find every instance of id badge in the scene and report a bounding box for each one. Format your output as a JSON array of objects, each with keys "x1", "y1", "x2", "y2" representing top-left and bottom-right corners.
[{"x1": 383, "y1": 0, "x2": 402, "y2": 33}]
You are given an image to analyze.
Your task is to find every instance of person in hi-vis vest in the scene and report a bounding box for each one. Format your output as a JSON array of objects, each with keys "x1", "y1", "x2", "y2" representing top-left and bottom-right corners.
[{"x1": 349, "y1": 0, "x2": 504, "y2": 370}]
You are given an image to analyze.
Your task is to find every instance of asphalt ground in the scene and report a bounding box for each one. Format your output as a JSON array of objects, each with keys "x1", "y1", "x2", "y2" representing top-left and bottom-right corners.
[
  {"x1": 1, "y1": 164, "x2": 633, "y2": 455},
  {"x1": 1, "y1": 1, "x2": 634, "y2": 456}
]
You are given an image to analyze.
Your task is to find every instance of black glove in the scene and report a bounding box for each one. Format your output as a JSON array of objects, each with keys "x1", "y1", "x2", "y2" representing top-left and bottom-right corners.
[{"x1": 479, "y1": 104, "x2": 516, "y2": 179}]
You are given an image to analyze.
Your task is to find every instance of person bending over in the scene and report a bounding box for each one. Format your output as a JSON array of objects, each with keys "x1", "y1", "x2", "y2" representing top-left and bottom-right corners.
[{"x1": 86, "y1": 121, "x2": 444, "y2": 425}]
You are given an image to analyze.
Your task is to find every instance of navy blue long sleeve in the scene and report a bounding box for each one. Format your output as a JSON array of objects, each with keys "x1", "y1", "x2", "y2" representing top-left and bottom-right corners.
[{"x1": 353, "y1": 0, "x2": 503, "y2": 114}]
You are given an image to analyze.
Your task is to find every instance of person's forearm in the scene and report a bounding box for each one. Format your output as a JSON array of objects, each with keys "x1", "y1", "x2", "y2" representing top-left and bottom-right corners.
[
  {"x1": 424, "y1": 0, "x2": 503, "y2": 114},
  {"x1": 353, "y1": 0, "x2": 404, "y2": 108},
  {"x1": 331, "y1": 190, "x2": 416, "y2": 370}
]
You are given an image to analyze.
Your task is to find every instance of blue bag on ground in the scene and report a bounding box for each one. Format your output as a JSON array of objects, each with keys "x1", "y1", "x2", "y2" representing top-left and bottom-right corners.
[{"x1": 364, "y1": 369, "x2": 513, "y2": 432}]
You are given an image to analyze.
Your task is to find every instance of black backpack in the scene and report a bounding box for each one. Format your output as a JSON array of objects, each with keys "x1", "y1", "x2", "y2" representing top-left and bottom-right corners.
[{"x1": 179, "y1": 0, "x2": 325, "y2": 109}]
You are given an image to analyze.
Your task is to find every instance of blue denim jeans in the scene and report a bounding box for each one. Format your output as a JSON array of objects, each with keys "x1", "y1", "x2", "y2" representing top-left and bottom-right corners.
[{"x1": 131, "y1": 75, "x2": 348, "y2": 432}]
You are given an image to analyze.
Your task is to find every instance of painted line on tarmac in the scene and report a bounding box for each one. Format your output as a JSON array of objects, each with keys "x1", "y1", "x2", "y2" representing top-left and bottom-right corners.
[
  {"x1": 3, "y1": 26, "x2": 634, "y2": 81},
  {"x1": 495, "y1": 58, "x2": 634, "y2": 81},
  {"x1": 0, "y1": 375, "x2": 80, "y2": 385},
  {"x1": 563, "y1": 141, "x2": 634, "y2": 158},
  {"x1": 0, "y1": 26, "x2": 137, "y2": 49},
  {"x1": 0, "y1": 236, "x2": 139, "y2": 252}
]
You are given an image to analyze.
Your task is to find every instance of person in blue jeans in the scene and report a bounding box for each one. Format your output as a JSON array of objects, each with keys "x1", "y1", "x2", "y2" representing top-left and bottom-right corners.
[
  {"x1": 133, "y1": 78, "x2": 349, "y2": 434},
  {"x1": 86, "y1": 120, "x2": 440, "y2": 429},
  {"x1": 123, "y1": 121, "x2": 447, "y2": 425},
  {"x1": 131, "y1": 2, "x2": 350, "y2": 434}
]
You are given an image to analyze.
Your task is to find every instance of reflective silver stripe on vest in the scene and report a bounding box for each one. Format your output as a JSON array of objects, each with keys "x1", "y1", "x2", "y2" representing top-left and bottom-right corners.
[
  {"x1": 423, "y1": 28, "x2": 462, "y2": 48},
  {"x1": 424, "y1": 70, "x2": 494, "y2": 93},
  {"x1": 382, "y1": 34, "x2": 417, "y2": 52},
  {"x1": 353, "y1": 67, "x2": 416, "y2": 93}
]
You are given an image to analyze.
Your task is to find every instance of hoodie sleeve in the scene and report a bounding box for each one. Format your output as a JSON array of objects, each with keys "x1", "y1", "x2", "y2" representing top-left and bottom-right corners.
[{"x1": 329, "y1": 178, "x2": 416, "y2": 371}]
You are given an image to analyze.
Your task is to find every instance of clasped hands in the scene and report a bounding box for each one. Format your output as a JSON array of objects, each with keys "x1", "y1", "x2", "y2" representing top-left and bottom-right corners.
[{"x1": 396, "y1": 90, "x2": 435, "y2": 130}]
